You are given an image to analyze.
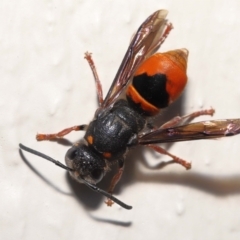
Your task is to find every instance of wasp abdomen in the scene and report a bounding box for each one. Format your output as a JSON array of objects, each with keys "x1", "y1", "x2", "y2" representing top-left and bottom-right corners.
[{"x1": 126, "y1": 49, "x2": 188, "y2": 116}]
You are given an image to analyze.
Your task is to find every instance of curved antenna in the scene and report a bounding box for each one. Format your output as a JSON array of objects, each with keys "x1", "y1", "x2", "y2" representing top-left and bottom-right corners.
[
  {"x1": 19, "y1": 143, "x2": 132, "y2": 210},
  {"x1": 19, "y1": 143, "x2": 73, "y2": 171},
  {"x1": 81, "y1": 179, "x2": 132, "y2": 210}
]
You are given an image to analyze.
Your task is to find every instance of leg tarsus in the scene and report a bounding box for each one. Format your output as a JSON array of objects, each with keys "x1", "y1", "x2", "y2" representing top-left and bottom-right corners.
[
  {"x1": 36, "y1": 124, "x2": 88, "y2": 141},
  {"x1": 84, "y1": 52, "x2": 103, "y2": 106},
  {"x1": 160, "y1": 107, "x2": 215, "y2": 129},
  {"x1": 148, "y1": 22, "x2": 173, "y2": 55},
  {"x1": 105, "y1": 159, "x2": 125, "y2": 207},
  {"x1": 147, "y1": 144, "x2": 191, "y2": 170}
]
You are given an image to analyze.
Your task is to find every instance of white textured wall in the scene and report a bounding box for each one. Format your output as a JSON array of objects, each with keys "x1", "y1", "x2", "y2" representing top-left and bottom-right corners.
[{"x1": 1, "y1": 0, "x2": 240, "y2": 239}]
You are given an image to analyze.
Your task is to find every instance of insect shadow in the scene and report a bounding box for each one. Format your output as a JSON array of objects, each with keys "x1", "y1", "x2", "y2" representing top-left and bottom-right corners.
[{"x1": 19, "y1": 149, "x2": 73, "y2": 196}]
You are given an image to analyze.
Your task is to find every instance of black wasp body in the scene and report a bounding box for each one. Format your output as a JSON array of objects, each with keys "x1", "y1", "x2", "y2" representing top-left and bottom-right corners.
[
  {"x1": 65, "y1": 99, "x2": 145, "y2": 189},
  {"x1": 19, "y1": 10, "x2": 240, "y2": 210},
  {"x1": 84, "y1": 99, "x2": 145, "y2": 161}
]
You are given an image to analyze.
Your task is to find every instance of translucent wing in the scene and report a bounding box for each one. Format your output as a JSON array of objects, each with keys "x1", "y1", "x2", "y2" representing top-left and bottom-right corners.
[
  {"x1": 138, "y1": 119, "x2": 240, "y2": 145},
  {"x1": 102, "y1": 9, "x2": 169, "y2": 108}
]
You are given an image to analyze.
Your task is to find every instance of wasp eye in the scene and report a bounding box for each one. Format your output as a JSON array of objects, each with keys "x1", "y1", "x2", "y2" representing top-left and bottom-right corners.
[
  {"x1": 91, "y1": 169, "x2": 104, "y2": 182},
  {"x1": 66, "y1": 147, "x2": 78, "y2": 160}
]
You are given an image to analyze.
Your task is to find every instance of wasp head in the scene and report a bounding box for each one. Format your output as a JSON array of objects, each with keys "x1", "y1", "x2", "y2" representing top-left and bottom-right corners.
[{"x1": 65, "y1": 143, "x2": 106, "y2": 185}]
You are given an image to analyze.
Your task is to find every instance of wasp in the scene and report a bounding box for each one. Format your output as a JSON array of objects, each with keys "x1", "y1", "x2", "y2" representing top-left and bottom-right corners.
[{"x1": 19, "y1": 10, "x2": 240, "y2": 210}]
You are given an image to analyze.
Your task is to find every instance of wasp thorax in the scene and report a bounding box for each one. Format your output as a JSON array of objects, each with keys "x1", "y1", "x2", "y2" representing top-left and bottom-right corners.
[{"x1": 65, "y1": 144, "x2": 106, "y2": 184}]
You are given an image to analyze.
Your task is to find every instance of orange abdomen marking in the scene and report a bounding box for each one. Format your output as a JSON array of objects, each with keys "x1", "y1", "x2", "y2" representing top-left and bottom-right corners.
[{"x1": 126, "y1": 49, "x2": 188, "y2": 115}]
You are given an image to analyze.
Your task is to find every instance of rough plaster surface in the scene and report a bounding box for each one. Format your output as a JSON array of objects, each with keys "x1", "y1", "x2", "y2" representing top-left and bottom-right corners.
[{"x1": 1, "y1": 0, "x2": 240, "y2": 240}]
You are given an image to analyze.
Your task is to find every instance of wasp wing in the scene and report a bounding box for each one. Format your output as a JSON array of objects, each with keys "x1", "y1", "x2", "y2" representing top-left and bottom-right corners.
[
  {"x1": 102, "y1": 9, "x2": 169, "y2": 108},
  {"x1": 138, "y1": 119, "x2": 240, "y2": 145}
]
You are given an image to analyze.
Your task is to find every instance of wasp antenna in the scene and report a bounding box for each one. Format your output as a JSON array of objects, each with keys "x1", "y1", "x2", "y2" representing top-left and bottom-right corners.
[
  {"x1": 82, "y1": 179, "x2": 132, "y2": 210},
  {"x1": 19, "y1": 143, "x2": 73, "y2": 171}
]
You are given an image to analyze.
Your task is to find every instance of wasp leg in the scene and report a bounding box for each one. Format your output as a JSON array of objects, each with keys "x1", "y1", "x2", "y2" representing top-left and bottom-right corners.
[
  {"x1": 148, "y1": 22, "x2": 173, "y2": 56},
  {"x1": 147, "y1": 144, "x2": 191, "y2": 170},
  {"x1": 142, "y1": 158, "x2": 178, "y2": 170},
  {"x1": 105, "y1": 159, "x2": 125, "y2": 207},
  {"x1": 36, "y1": 124, "x2": 88, "y2": 141},
  {"x1": 159, "y1": 107, "x2": 215, "y2": 129},
  {"x1": 84, "y1": 52, "x2": 103, "y2": 107}
]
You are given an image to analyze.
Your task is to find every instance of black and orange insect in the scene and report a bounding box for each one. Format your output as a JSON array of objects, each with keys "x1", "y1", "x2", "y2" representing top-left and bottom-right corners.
[{"x1": 19, "y1": 10, "x2": 240, "y2": 210}]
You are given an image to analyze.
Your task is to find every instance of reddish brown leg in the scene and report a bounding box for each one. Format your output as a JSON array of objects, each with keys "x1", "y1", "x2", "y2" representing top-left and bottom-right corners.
[
  {"x1": 148, "y1": 22, "x2": 173, "y2": 55},
  {"x1": 160, "y1": 108, "x2": 215, "y2": 129},
  {"x1": 84, "y1": 52, "x2": 103, "y2": 106},
  {"x1": 105, "y1": 159, "x2": 125, "y2": 207},
  {"x1": 147, "y1": 144, "x2": 191, "y2": 170},
  {"x1": 36, "y1": 124, "x2": 88, "y2": 141}
]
